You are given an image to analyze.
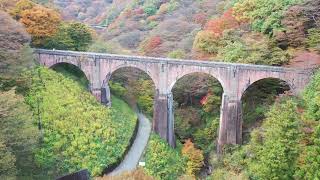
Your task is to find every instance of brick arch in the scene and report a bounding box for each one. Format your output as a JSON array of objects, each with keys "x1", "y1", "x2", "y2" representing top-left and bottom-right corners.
[
  {"x1": 238, "y1": 70, "x2": 299, "y2": 99},
  {"x1": 105, "y1": 63, "x2": 159, "y2": 90},
  {"x1": 167, "y1": 68, "x2": 226, "y2": 92},
  {"x1": 240, "y1": 77, "x2": 292, "y2": 99},
  {"x1": 47, "y1": 62, "x2": 91, "y2": 84}
]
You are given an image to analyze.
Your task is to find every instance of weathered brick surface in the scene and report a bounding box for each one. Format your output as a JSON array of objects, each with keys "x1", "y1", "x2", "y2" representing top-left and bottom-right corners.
[{"x1": 35, "y1": 49, "x2": 313, "y2": 148}]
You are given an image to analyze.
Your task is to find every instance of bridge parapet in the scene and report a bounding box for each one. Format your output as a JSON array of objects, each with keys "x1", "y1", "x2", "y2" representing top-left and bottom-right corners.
[{"x1": 35, "y1": 49, "x2": 313, "y2": 150}]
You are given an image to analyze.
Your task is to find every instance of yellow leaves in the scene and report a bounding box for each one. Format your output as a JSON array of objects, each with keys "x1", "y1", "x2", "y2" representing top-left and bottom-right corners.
[
  {"x1": 233, "y1": 0, "x2": 256, "y2": 22},
  {"x1": 10, "y1": 0, "x2": 35, "y2": 19},
  {"x1": 20, "y1": 5, "x2": 61, "y2": 39},
  {"x1": 29, "y1": 67, "x2": 137, "y2": 176},
  {"x1": 182, "y1": 139, "x2": 204, "y2": 177}
]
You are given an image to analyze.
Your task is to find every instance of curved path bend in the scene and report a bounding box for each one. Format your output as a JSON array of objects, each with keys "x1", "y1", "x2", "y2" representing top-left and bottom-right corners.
[{"x1": 109, "y1": 113, "x2": 151, "y2": 176}]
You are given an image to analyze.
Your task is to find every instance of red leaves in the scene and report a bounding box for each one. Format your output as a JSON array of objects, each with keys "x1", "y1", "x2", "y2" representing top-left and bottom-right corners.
[
  {"x1": 149, "y1": 36, "x2": 162, "y2": 48},
  {"x1": 205, "y1": 8, "x2": 239, "y2": 36},
  {"x1": 139, "y1": 36, "x2": 163, "y2": 56},
  {"x1": 200, "y1": 93, "x2": 210, "y2": 105}
]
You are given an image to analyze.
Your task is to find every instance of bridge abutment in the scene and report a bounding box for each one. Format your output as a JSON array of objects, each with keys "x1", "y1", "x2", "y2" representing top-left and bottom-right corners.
[
  {"x1": 153, "y1": 92, "x2": 176, "y2": 147},
  {"x1": 218, "y1": 93, "x2": 242, "y2": 152}
]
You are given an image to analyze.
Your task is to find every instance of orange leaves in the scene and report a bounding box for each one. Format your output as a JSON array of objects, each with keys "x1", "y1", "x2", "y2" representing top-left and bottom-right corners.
[
  {"x1": 140, "y1": 36, "x2": 162, "y2": 55},
  {"x1": 20, "y1": 6, "x2": 61, "y2": 39},
  {"x1": 205, "y1": 8, "x2": 240, "y2": 36},
  {"x1": 182, "y1": 139, "x2": 204, "y2": 176}
]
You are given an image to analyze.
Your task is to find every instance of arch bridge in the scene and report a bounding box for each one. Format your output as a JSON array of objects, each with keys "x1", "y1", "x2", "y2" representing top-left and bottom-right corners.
[{"x1": 35, "y1": 49, "x2": 312, "y2": 149}]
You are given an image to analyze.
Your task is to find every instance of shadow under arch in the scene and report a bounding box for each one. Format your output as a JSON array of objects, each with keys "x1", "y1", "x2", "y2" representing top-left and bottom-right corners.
[
  {"x1": 106, "y1": 64, "x2": 158, "y2": 90},
  {"x1": 168, "y1": 71, "x2": 225, "y2": 93},
  {"x1": 50, "y1": 62, "x2": 90, "y2": 89},
  {"x1": 105, "y1": 66, "x2": 156, "y2": 117},
  {"x1": 171, "y1": 72, "x2": 223, "y2": 150},
  {"x1": 241, "y1": 77, "x2": 291, "y2": 144}
]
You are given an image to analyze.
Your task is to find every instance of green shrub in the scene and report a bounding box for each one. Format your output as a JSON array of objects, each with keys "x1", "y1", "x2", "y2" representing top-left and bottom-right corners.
[
  {"x1": 143, "y1": 0, "x2": 161, "y2": 16},
  {"x1": 26, "y1": 67, "x2": 137, "y2": 176},
  {"x1": 144, "y1": 6, "x2": 157, "y2": 16},
  {"x1": 147, "y1": 21, "x2": 158, "y2": 29},
  {"x1": 193, "y1": 31, "x2": 221, "y2": 54},
  {"x1": 144, "y1": 133, "x2": 186, "y2": 180},
  {"x1": 303, "y1": 70, "x2": 320, "y2": 121},
  {"x1": 295, "y1": 124, "x2": 320, "y2": 179},
  {"x1": 88, "y1": 40, "x2": 115, "y2": 53},
  {"x1": 168, "y1": 49, "x2": 186, "y2": 59},
  {"x1": 109, "y1": 81, "x2": 127, "y2": 98},
  {"x1": 193, "y1": 118, "x2": 219, "y2": 153},
  {"x1": 233, "y1": 0, "x2": 303, "y2": 34},
  {"x1": 306, "y1": 28, "x2": 320, "y2": 52},
  {"x1": 217, "y1": 31, "x2": 290, "y2": 65},
  {"x1": 44, "y1": 22, "x2": 93, "y2": 51},
  {"x1": 246, "y1": 99, "x2": 300, "y2": 179},
  {"x1": 167, "y1": 0, "x2": 180, "y2": 13},
  {"x1": 132, "y1": 79, "x2": 154, "y2": 116}
]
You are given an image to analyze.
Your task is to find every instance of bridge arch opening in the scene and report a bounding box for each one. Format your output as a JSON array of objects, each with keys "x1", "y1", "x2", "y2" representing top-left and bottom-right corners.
[
  {"x1": 50, "y1": 62, "x2": 90, "y2": 89},
  {"x1": 241, "y1": 77, "x2": 291, "y2": 144},
  {"x1": 171, "y1": 72, "x2": 223, "y2": 156},
  {"x1": 107, "y1": 67, "x2": 156, "y2": 118}
]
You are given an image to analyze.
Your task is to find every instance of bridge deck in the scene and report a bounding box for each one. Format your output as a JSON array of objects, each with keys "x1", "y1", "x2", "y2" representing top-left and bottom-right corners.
[{"x1": 34, "y1": 49, "x2": 310, "y2": 73}]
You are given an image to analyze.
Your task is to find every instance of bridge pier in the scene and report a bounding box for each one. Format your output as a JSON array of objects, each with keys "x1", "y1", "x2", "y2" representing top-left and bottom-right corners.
[
  {"x1": 92, "y1": 88, "x2": 102, "y2": 103},
  {"x1": 91, "y1": 83, "x2": 111, "y2": 107},
  {"x1": 218, "y1": 93, "x2": 242, "y2": 152},
  {"x1": 101, "y1": 83, "x2": 111, "y2": 107},
  {"x1": 153, "y1": 92, "x2": 176, "y2": 147}
]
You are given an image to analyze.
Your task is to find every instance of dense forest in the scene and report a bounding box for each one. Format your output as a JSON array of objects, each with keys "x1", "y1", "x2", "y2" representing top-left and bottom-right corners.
[{"x1": 0, "y1": 0, "x2": 320, "y2": 179}]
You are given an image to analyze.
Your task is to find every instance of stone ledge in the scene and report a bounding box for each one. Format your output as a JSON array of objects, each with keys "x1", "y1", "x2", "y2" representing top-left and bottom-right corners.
[{"x1": 34, "y1": 49, "x2": 311, "y2": 74}]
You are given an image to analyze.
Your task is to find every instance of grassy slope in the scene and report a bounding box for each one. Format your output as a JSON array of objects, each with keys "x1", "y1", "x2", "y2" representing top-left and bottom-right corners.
[{"x1": 27, "y1": 67, "x2": 137, "y2": 176}]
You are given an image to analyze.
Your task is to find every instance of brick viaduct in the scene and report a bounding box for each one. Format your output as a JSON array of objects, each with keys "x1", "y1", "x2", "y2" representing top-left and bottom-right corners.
[{"x1": 35, "y1": 49, "x2": 312, "y2": 149}]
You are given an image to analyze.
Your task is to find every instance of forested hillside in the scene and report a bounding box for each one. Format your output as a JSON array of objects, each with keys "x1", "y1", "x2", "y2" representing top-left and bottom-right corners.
[
  {"x1": 0, "y1": 2, "x2": 138, "y2": 178},
  {"x1": 0, "y1": 0, "x2": 320, "y2": 179}
]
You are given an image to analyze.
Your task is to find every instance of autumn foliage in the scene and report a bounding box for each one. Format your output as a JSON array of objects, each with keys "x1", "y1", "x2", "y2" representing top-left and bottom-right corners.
[
  {"x1": 205, "y1": 8, "x2": 240, "y2": 36},
  {"x1": 140, "y1": 36, "x2": 162, "y2": 54},
  {"x1": 20, "y1": 5, "x2": 61, "y2": 44},
  {"x1": 182, "y1": 139, "x2": 204, "y2": 177},
  {"x1": 10, "y1": 0, "x2": 35, "y2": 19}
]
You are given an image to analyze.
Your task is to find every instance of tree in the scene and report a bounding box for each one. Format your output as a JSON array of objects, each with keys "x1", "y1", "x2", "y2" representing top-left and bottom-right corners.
[
  {"x1": 168, "y1": 49, "x2": 186, "y2": 59},
  {"x1": 0, "y1": 137, "x2": 16, "y2": 179},
  {"x1": 144, "y1": 134, "x2": 186, "y2": 180},
  {"x1": 20, "y1": 5, "x2": 61, "y2": 46},
  {"x1": 303, "y1": 70, "x2": 320, "y2": 121},
  {"x1": 306, "y1": 28, "x2": 320, "y2": 52},
  {"x1": 217, "y1": 30, "x2": 290, "y2": 65},
  {"x1": 233, "y1": 0, "x2": 303, "y2": 34},
  {"x1": 26, "y1": 67, "x2": 137, "y2": 176},
  {"x1": 0, "y1": 89, "x2": 40, "y2": 178},
  {"x1": 10, "y1": 0, "x2": 35, "y2": 19},
  {"x1": 205, "y1": 8, "x2": 239, "y2": 36},
  {"x1": 295, "y1": 124, "x2": 320, "y2": 179},
  {"x1": 45, "y1": 22, "x2": 93, "y2": 51},
  {"x1": 247, "y1": 99, "x2": 300, "y2": 179},
  {"x1": 193, "y1": 31, "x2": 221, "y2": 54},
  {"x1": 0, "y1": 11, "x2": 33, "y2": 90},
  {"x1": 181, "y1": 139, "x2": 204, "y2": 177},
  {"x1": 139, "y1": 36, "x2": 162, "y2": 55},
  {"x1": 275, "y1": 0, "x2": 320, "y2": 48}
]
